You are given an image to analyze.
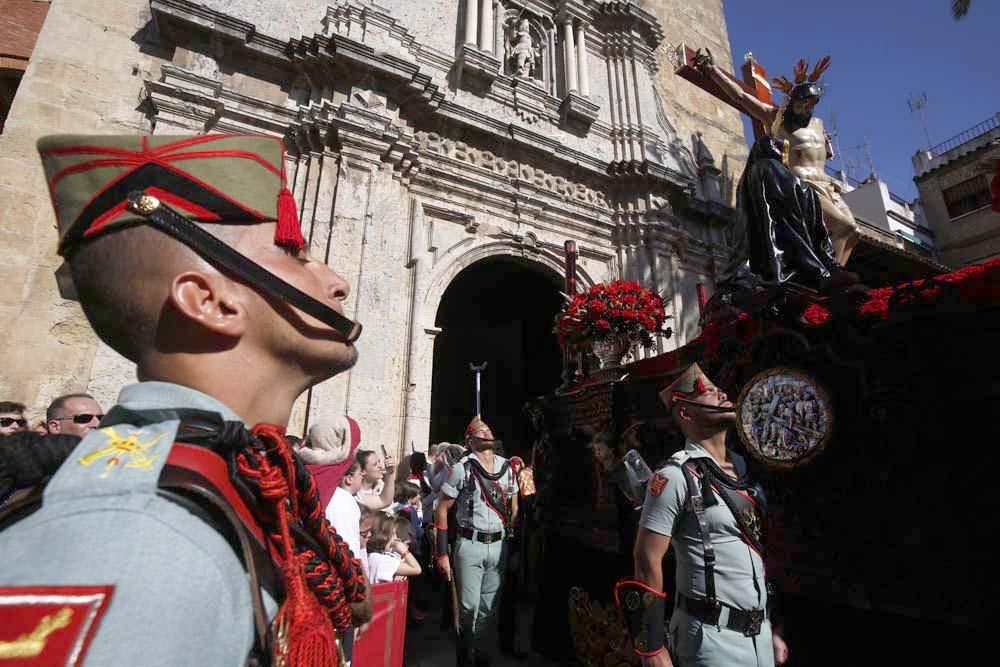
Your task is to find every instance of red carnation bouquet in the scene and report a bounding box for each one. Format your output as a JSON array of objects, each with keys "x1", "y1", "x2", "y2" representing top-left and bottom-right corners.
[{"x1": 555, "y1": 279, "x2": 672, "y2": 350}]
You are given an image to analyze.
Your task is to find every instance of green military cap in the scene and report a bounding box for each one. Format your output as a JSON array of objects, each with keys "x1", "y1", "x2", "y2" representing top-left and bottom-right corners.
[
  {"x1": 37, "y1": 133, "x2": 363, "y2": 342},
  {"x1": 659, "y1": 363, "x2": 716, "y2": 408},
  {"x1": 37, "y1": 133, "x2": 304, "y2": 256}
]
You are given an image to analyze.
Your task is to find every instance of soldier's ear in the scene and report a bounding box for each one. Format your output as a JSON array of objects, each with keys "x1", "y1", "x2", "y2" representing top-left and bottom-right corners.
[{"x1": 168, "y1": 270, "x2": 247, "y2": 338}]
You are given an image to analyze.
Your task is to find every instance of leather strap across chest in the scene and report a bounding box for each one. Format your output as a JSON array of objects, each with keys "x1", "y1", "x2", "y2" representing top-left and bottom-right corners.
[
  {"x1": 678, "y1": 458, "x2": 767, "y2": 609},
  {"x1": 461, "y1": 458, "x2": 512, "y2": 528},
  {"x1": 101, "y1": 407, "x2": 284, "y2": 665}
]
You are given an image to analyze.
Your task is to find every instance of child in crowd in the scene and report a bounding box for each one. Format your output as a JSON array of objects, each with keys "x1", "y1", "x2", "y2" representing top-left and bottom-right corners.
[
  {"x1": 366, "y1": 512, "x2": 421, "y2": 584},
  {"x1": 358, "y1": 505, "x2": 374, "y2": 580},
  {"x1": 393, "y1": 481, "x2": 424, "y2": 557}
]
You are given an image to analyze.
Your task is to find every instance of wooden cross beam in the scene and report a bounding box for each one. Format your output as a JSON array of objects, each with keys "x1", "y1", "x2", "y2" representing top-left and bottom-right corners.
[{"x1": 674, "y1": 44, "x2": 774, "y2": 142}]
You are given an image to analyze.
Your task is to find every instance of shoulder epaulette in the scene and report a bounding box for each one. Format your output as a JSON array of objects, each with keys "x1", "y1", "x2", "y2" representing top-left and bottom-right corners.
[{"x1": 668, "y1": 450, "x2": 691, "y2": 466}]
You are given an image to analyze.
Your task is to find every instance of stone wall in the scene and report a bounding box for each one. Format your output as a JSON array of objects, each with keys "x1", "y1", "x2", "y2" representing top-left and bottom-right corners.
[
  {"x1": 0, "y1": 0, "x2": 158, "y2": 424},
  {"x1": 0, "y1": 0, "x2": 736, "y2": 452},
  {"x1": 639, "y1": 0, "x2": 748, "y2": 205}
]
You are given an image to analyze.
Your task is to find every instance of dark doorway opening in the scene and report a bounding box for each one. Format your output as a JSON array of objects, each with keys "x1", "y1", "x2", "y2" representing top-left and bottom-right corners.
[{"x1": 429, "y1": 256, "x2": 563, "y2": 457}]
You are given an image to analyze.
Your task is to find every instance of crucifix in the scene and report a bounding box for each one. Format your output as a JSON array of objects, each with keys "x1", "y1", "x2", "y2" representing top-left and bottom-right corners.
[
  {"x1": 674, "y1": 44, "x2": 861, "y2": 272},
  {"x1": 675, "y1": 44, "x2": 774, "y2": 142}
]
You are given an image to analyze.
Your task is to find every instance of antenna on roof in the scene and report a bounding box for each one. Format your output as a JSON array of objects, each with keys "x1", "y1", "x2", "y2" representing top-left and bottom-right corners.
[
  {"x1": 907, "y1": 92, "x2": 933, "y2": 150},
  {"x1": 828, "y1": 112, "x2": 847, "y2": 182}
]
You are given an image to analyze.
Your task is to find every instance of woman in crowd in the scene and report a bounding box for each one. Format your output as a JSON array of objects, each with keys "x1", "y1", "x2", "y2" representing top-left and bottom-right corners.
[
  {"x1": 295, "y1": 415, "x2": 360, "y2": 511},
  {"x1": 356, "y1": 449, "x2": 396, "y2": 511}
]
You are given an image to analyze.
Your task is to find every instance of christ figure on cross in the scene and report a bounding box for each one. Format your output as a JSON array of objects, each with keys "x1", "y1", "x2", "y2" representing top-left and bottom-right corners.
[{"x1": 693, "y1": 51, "x2": 861, "y2": 269}]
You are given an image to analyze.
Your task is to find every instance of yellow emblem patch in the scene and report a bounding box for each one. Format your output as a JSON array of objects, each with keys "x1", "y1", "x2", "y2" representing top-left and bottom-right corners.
[
  {"x1": 78, "y1": 427, "x2": 166, "y2": 478},
  {"x1": 0, "y1": 607, "x2": 72, "y2": 658}
]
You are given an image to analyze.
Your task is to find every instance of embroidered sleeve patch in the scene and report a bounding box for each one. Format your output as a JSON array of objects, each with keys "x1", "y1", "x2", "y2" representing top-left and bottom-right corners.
[
  {"x1": 0, "y1": 585, "x2": 114, "y2": 665},
  {"x1": 77, "y1": 426, "x2": 166, "y2": 478},
  {"x1": 648, "y1": 473, "x2": 668, "y2": 497}
]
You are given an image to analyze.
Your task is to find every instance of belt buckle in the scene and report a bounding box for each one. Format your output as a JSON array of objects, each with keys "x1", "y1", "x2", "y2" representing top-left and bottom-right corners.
[{"x1": 743, "y1": 609, "x2": 764, "y2": 637}]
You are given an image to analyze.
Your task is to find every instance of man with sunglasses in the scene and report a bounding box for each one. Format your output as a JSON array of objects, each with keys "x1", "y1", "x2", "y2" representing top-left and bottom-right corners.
[
  {"x1": 617, "y1": 364, "x2": 788, "y2": 667},
  {"x1": 435, "y1": 416, "x2": 519, "y2": 666},
  {"x1": 45, "y1": 393, "x2": 104, "y2": 438},
  {"x1": 0, "y1": 402, "x2": 29, "y2": 436}
]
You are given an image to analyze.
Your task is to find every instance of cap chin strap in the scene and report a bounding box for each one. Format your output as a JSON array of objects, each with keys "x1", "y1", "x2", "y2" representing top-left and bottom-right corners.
[
  {"x1": 469, "y1": 438, "x2": 502, "y2": 452},
  {"x1": 124, "y1": 190, "x2": 362, "y2": 342},
  {"x1": 672, "y1": 396, "x2": 736, "y2": 413}
]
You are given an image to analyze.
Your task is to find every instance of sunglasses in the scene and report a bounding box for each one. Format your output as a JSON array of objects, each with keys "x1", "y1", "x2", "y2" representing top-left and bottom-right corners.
[
  {"x1": 0, "y1": 417, "x2": 27, "y2": 428},
  {"x1": 54, "y1": 413, "x2": 104, "y2": 425}
]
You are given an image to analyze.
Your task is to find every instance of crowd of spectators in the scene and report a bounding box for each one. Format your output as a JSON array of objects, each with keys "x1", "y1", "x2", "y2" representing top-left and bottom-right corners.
[
  {"x1": 1, "y1": 394, "x2": 538, "y2": 656},
  {"x1": 0, "y1": 393, "x2": 104, "y2": 505}
]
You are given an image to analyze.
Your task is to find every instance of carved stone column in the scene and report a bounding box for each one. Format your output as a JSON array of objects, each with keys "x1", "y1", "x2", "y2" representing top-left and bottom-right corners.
[
  {"x1": 562, "y1": 18, "x2": 577, "y2": 93},
  {"x1": 465, "y1": 0, "x2": 478, "y2": 46},
  {"x1": 479, "y1": 0, "x2": 493, "y2": 53},
  {"x1": 493, "y1": 0, "x2": 503, "y2": 56},
  {"x1": 576, "y1": 22, "x2": 589, "y2": 97}
]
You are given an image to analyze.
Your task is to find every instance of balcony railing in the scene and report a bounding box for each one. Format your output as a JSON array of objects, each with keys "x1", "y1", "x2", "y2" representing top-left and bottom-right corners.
[
  {"x1": 888, "y1": 191, "x2": 910, "y2": 207},
  {"x1": 824, "y1": 165, "x2": 862, "y2": 188},
  {"x1": 929, "y1": 113, "x2": 1000, "y2": 157}
]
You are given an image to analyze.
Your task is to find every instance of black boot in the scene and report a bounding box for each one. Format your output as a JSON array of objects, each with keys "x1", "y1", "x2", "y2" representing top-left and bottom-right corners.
[{"x1": 456, "y1": 637, "x2": 474, "y2": 667}]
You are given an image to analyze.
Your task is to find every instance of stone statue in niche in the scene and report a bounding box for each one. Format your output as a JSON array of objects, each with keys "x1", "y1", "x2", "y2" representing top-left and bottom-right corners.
[
  {"x1": 693, "y1": 131, "x2": 716, "y2": 169},
  {"x1": 507, "y1": 18, "x2": 538, "y2": 78}
]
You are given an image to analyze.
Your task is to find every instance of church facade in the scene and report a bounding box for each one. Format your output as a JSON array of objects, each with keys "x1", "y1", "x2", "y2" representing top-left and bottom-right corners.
[{"x1": 0, "y1": 0, "x2": 747, "y2": 452}]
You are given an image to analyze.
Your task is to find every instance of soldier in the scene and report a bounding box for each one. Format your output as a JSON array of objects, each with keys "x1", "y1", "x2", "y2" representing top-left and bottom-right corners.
[
  {"x1": 0, "y1": 134, "x2": 370, "y2": 666},
  {"x1": 434, "y1": 416, "x2": 519, "y2": 667},
  {"x1": 616, "y1": 364, "x2": 788, "y2": 666}
]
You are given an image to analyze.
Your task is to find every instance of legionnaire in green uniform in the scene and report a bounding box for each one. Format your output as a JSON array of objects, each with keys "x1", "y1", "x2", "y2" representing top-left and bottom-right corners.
[
  {"x1": 616, "y1": 364, "x2": 789, "y2": 667},
  {"x1": 0, "y1": 134, "x2": 369, "y2": 666},
  {"x1": 434, "y1": 416, "x2": 519, "y2": 667}
]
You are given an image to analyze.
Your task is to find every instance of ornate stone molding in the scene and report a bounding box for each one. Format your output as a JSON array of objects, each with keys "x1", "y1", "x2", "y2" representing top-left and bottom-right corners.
[
  {"x1": 419, "y1": 237, "x2": 597, "y2": 322},
  {"x1": 458, "y1": 44, "x2": 503, "y2": 85},
  {"x1": 560, "y1": 90, "x2": 600, "y2": 126},
  {"x1": 147, "y1": 0, "x2": 696, "y2": 204},
  {"x1": 413, "y1": 130, "x2": 609, "y2": 211}
]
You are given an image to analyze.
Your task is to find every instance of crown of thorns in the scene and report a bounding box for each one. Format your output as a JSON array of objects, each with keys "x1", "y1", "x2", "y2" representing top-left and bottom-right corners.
[{"x1": 772, "y1": 56, "x2": 831, "y2": 96}]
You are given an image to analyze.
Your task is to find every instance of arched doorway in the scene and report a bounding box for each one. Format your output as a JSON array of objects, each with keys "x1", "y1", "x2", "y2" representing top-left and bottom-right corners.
[{"x1": 429, "y1": 256, "x2": 563, "y2": 457}]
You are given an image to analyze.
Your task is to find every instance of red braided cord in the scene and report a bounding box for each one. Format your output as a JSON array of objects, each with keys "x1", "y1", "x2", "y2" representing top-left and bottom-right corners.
[
  {"x1": 235, "y1": 424, "x2": 364, "y2": 631},
  {"x1": 288, "y1": 449, "x2": 365, "y2": 601}
]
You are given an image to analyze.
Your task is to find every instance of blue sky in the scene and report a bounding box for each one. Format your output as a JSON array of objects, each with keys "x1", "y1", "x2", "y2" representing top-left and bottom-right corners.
[{"x1": 721, "y1": 1, "x2": 998, "y2": 200}]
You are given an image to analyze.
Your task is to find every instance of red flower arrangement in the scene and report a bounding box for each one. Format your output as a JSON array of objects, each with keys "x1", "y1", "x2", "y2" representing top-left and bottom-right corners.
[{"x1": 555, "y1": 279, "x2": 672, "y2": 349}]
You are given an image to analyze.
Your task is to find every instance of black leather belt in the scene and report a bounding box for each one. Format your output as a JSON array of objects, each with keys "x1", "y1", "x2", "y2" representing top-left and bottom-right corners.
[
  {"x1": 459, "y1": 527, "x2": 504, "y2": 544},
  {"x1": 678, "y1": 593, "x2": 766, "y2": 637}
]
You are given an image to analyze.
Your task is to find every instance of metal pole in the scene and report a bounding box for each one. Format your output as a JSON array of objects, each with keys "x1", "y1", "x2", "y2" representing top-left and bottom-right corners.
[{"x1": 470, "y1": 362, "x2": 487, "y2": 417}]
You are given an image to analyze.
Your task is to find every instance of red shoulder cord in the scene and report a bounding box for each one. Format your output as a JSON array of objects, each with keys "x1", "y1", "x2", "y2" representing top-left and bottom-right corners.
[{"x1": 236, "y1": 424, "x2": 365, "y2": 666}]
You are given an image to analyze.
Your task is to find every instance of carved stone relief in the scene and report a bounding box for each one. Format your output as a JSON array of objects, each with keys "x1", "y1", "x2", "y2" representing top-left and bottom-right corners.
[{"x1": 413, "y1": 130, "x2": 609, "y2": 209}]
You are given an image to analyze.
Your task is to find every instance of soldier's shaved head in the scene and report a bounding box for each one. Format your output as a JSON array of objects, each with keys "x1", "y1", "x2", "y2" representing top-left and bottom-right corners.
[{"x1": 68, "y1": 223, "x2": 245, "y2": 363}]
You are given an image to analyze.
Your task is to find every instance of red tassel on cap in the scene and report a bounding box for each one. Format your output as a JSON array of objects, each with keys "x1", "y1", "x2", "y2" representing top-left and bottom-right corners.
[{"x1": 276, "y1": 187, "x2": 306, "y2": 252}]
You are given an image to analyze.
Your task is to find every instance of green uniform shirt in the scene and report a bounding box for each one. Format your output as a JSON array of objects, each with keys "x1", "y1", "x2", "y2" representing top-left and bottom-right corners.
[{"x1": 639, "y1": 441, "x2": 775, "y2": 667}]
